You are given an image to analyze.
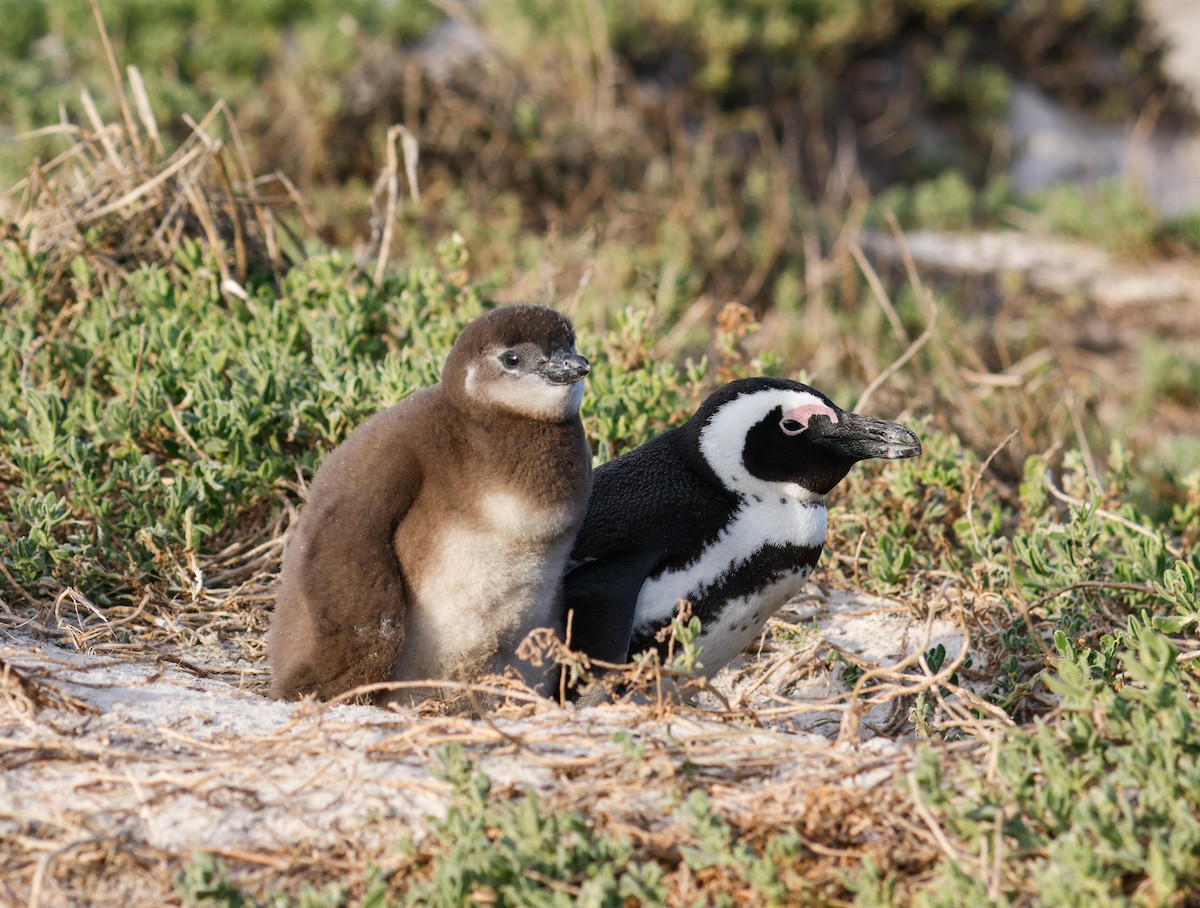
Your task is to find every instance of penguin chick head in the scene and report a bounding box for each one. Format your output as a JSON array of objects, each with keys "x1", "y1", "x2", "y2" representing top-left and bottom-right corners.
[
  {"x1": 446, "y1": 304, "x2": 590, "y2": 422},
  {"x1": 692, "y1": 377, "x2": 921, "y2": 499}
]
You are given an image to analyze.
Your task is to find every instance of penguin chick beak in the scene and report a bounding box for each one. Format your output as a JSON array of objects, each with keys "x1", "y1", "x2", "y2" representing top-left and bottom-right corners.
[
  {"x1": 810, "y1": 411, "x2": 922, "y2": 461},
  {"x1": 539, "y1": 350, "x2": 591, "y2": 385}
]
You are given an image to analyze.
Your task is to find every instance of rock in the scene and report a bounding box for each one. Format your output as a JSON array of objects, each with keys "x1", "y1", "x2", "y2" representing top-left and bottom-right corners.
[
  {"x1": 1008, "y1": 80, "x2": 1200, "y2": 218},
  {"x1": 1005, "y1": 0, "x2": 1200, "y2": 218},
  {"x1": 864, "y1": 229, "x2": 1200, "y2": 308},
  {"x1": 1142, "y1": 0, "x2": 1200, "y2": 109}
]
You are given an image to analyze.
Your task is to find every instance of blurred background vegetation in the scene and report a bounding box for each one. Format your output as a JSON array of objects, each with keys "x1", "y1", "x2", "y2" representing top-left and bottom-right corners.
[
  {"x1": 4, "y1": 0, "x2": 1199, "y2": 505},
  {"x1": 1, "y1": 0, "x2": 1189, "y2": 261}
]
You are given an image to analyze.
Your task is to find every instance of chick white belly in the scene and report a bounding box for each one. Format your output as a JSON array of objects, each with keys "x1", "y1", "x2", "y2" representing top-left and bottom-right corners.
[
  {"x1": 395, "y1": 532, "x2": 567, "y2": 683},
  {"x1": 394, "y1": 491, "x2": 573, "y2": 686}
]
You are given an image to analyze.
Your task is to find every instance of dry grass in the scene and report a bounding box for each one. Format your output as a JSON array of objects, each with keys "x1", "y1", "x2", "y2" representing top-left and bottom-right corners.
[
  {"x1": 0, "y1": 329, "x2": 997, "y2": 903},
  {"x1": 0, "y1": 129, "x2": 1187, "y2": 900},
  {"x1": 1, "y1": 7, "x2": 306, "y2": 310},
  {"x1": 0, "y1": 414, "x2": 1012, "y2": 906},
  {"x1": 2, "y1": 134, "x2": 1192, "y2": 896}
]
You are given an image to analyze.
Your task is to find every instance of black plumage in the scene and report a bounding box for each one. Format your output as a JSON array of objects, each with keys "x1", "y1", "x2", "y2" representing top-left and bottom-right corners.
[{"x1": 563, "y1": 425, "x2": 737, "y2": 663}]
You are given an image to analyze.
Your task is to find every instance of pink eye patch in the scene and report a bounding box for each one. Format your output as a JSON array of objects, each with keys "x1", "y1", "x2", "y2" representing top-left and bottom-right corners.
[{"x1": 779, "y1": 403, "x2": 839, "y2": 435}]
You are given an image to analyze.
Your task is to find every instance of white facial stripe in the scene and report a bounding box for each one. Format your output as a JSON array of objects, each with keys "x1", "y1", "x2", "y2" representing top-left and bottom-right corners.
[
  {"x1": 468, "y1": 365, "x2": 585, "y2": 421},
  {"x1": 698, "y1": 388, "x2": 832, "y2": 501}
]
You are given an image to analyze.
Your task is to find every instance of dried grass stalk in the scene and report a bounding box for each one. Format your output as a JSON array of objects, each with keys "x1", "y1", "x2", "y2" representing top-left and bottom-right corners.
[{"x1": 2, "y1": 48, "x2": 308, "y2": 309}]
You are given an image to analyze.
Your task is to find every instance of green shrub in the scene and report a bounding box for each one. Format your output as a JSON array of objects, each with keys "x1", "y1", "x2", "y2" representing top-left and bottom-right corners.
[
  {"x1": 1, "y1": 238, "x2": 475, "y2": 600},
  {"x1": 0, "y1": 234, "x2": 704, "y2": 604},
  {"x1": 902, "y1": 618, "x2": 1200, "y2": 906}
]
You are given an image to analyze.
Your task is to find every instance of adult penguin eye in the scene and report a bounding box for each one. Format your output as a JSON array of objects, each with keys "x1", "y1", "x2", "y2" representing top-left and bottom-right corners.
[
  {"x1": 499, "y1": 351, "x2": 522, "y2": 370},
  {"x1": 780, "y1": 418, "x2": 805, "y2": 436}
]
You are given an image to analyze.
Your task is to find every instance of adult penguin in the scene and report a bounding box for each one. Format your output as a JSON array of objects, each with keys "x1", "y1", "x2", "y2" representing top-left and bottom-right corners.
[{"x1": 563, "y1": 377, "x2": 920, "y2": 684}]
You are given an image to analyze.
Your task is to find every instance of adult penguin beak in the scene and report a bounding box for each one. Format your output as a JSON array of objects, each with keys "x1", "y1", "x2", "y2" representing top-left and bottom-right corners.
[
  {"x1": 810, "y1": 410, "x2": 922, "y2": 461},
  {"x1": 540, "y1": 350, "x2": 591, "y2": 385}
]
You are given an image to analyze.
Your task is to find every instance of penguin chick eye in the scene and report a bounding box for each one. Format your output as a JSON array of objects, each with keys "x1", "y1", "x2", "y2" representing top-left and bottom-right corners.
[
  {"x1": 498, "y1": 351, "x2": 522, "y2": 370},
  {"x1": 780, "y1": 418, "x2": 805, "y2": 435}
]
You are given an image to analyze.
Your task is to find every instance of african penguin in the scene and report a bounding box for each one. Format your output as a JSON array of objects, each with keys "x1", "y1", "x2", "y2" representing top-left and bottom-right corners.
[
  {"x1": 562, "y1": 376, "x2": 920, "y2": 687},
  {"x1": 268, "y1": 304, "x2": 592, "y2": 704}
]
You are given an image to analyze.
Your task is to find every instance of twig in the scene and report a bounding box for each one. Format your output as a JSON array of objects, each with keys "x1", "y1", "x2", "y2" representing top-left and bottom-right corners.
[
  {"x1": 853, "y1": 249, "x2": 939, "y2": 413},
  {"x1": 75, "y1": 143, "x2": 207, "y2": 226},
  {"x1": 323, "y1": 678, "x2": 552, "y2": 710},
  {"x1": 78, "y1": 88, "x2": 129, "y2": 190},
  {"x1": 89, "y1": 0, "x2": 142, "y2": 162},
  {"x1": 1024, "y1": 580, "x2": 1159, "y2": 613},
  {"x1": 373, "y1": 125, "x2": 420, "y2": 285},
  {"x1": 849, "y1": 237, "x2": 909, "y2": 343},
  {"x1": 205, "y1": 847, "x2": 295, "y2": 870},
  {"x1": 1044, "y1": 471, "x2": 1183, "y2": 560},
  {"x1": 127, "y1": 323, "x2": 147, "y2": 415},
  {"x1": 1007, "y1": 570, "x2": 1056, "y2": 664},
  {"x1": 1065, "y1": 389, "x2": 1102, "y2": 492},
  {"x1": 965, "y1": 429, "x2": 1019, "y2": 553},
  {"x1": 0, "y1": 540, "x2": 36, "y2": 605},
  {"x1": 164, "y1": 399, "x2": 219, "y2": 466},
  {"x1": 125, "y1": 66, "x2": 163, "y2": 157},
  {"x1": 906, "y1": 767, "x2": 966, "y2": 869}
]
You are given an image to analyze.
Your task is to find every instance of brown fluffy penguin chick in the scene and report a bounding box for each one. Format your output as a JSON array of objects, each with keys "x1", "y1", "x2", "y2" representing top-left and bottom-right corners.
[{"x1": 268, "y1": 305, "x2": 592, "y2": 704}]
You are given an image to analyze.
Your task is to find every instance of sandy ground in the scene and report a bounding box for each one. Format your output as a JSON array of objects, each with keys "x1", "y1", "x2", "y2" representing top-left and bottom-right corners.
[{"x1": 0, "y1": 585, "x2": 970, "y2": 905}]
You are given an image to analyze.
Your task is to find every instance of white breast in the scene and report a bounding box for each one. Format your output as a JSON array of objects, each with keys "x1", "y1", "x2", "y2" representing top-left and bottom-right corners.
[
  {"x1": 631, "y1": 496, "x2": 827, "y2": 676},
  {"x1": 395, "y1": 490, "x2": 576, "y2": 686}
]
